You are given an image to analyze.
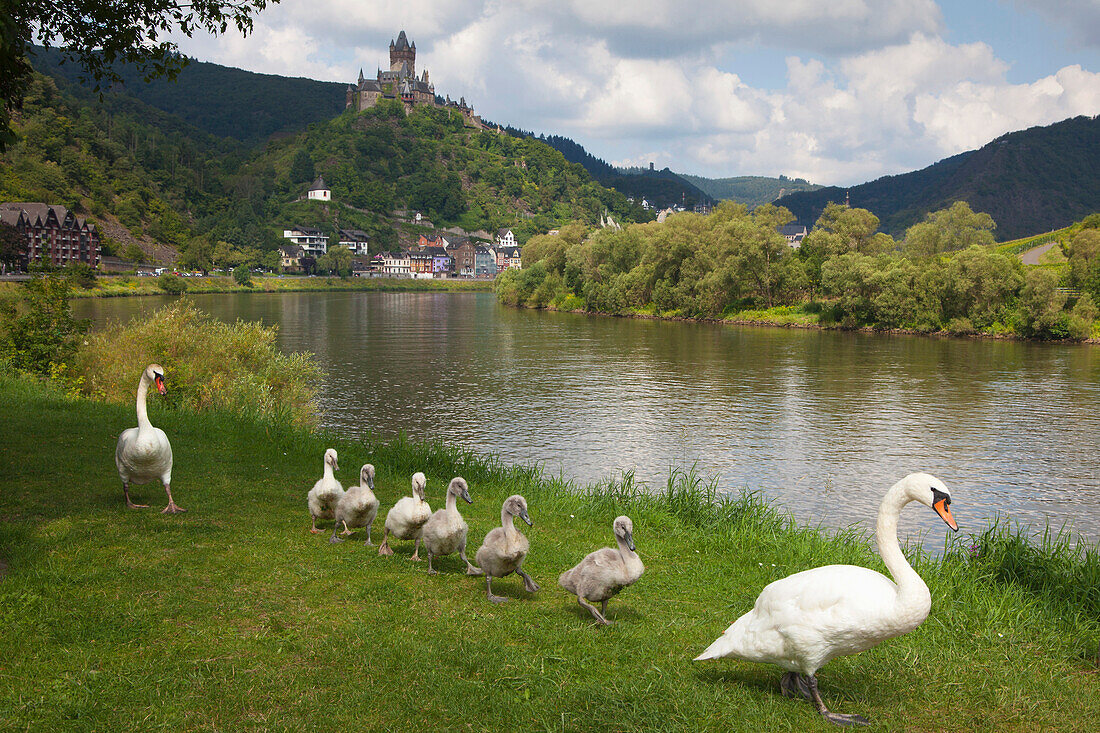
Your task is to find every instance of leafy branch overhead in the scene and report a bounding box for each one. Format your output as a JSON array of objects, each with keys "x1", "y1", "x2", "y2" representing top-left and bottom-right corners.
[{"x1": 0, "y1": 0, "x2": 279, "y2": 149}]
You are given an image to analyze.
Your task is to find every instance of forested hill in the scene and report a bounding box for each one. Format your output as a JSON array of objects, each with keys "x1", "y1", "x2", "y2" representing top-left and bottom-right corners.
[
  {"x1": 0, "y1": 69, "x2": 649, "y2": 267},
  {"x1": 680, "y1": 174, "x2": 822, "y2": 208},
  {"x1": 28, "y1": 47, "x2": 347, "y2": 144},
  {"x1": 777, "y1": 115, "x2": 1100, "y2": 240}
]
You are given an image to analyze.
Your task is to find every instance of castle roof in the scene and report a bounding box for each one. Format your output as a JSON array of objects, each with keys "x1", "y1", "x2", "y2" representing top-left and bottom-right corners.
[
  {"x1": 309, "y1": 176, "x2": 328, "y2": 192},
  {"x1": 392, "y1": 30, "x2": 413, "y2": 51}
]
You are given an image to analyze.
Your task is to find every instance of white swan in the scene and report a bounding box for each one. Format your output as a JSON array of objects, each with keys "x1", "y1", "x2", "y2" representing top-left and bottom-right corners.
[
  {"x1": 694, "y1": 472, "x2": 959, "y2": 726},
  {"x1": 421, "y1": 477, "x2": 480, "y2": 575},
  {"x1": 474, "y1": 494, "x2": 539, "y2": 603},
  {"x1": 559, "y1": 515, "x2": 644, "y2": 625},
  {"x1": 378, "y1": 472, "x2": 431, "y2": 560},
  {"x1": 307, "y1": 449, "x2": 343, "y2": 534},
  {"x1": 115, "y1": 364, "x2": 183, "y2": 513},
  {"x1": 330, "y1": 464, "x2": 378, "y2": 544}
]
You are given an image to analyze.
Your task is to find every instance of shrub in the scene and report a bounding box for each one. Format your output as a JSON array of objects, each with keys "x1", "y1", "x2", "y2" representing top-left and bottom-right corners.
[
  {"x1": 158, "y1": 273, "x2": 188, "y2": 294},
  {"x1": 73, "y1": 300, "x2": 323, "y2": 427},
  {"x1": 64, "y1": 262, "x2": 97, "y2": 289},
  {"x1": 233, "y1": 266, "x2": 253, "y2": 287},
  {"x1": 0, "y1": 274, "x2": 88, "y2": 378}
]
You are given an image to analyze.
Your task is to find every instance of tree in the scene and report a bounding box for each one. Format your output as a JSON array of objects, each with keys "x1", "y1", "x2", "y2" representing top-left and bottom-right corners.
[
  {"x1": 289, "y1": 148, "x2": 315, "y2": 184},
  {"x1": 123, "y1": 242, "x2": 148, "y2": 264},
  {"x1": 0, "y1": 222, "x2": 27, "y2": 273},
  {"x1": 178, "y1": 235, "x2": 214, "y2": 274},
  {"x1": 232, "y1": 265, "x2": 252, "y2": 287},
  {"x1": 327, "y1": 245, "x2": 353, "y2": 277},
  {"x1": 903, "y1": 201, "x2": 996, "y2": 258},
  {"x1": 1, "y1": 1, "x2": 278, "y2": 150}
]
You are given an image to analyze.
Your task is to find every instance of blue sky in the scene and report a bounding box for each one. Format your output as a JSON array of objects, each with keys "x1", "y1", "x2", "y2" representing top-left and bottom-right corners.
[{"x1": 171, "y1": 1, "x2": 1100, "y2": 186}]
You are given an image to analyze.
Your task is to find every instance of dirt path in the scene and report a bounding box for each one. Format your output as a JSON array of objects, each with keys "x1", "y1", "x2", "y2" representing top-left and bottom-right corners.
[{"x1": 1020, "y1": 241, "x2": 1057, "y2": 265}]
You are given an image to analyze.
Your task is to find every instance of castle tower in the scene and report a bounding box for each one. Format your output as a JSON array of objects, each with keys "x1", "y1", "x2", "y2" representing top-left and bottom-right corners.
[{"x1": 389, "y1": 30, "x2": 415, "y2": 76}]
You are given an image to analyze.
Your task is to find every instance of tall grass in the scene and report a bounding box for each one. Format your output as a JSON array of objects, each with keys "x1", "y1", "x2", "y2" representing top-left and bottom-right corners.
[{"x1": 72, "y1": 299, "x2": 322, "y2": 427}]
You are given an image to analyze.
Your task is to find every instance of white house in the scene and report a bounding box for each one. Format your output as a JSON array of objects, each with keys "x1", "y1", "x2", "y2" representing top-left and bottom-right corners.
[
  {"x1": 283, "y1": 226, "x2": 328, "y2": 257},
  {"x1": 337, "y1": 228, "x2": 370, "y2": 256},
  {"x1": 495, "y1": 228, "x2": 516, "y2": 248},
  {"x1": 307, "y1": 175, "x2": 331, "y2": 202},
  {"x1": 382, "y1": 251, "x2": 411, "y2": 277}
]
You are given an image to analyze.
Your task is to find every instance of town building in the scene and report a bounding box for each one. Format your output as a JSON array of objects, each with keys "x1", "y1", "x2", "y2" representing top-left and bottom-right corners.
[
  {"x1": 345, "y1": 31, "x2": 483, "y2": 128},
  {"x1": 495, "y1": 228, "x2": 516, "y2": 248},
  {"x1": 382, "y1": 250, "x2": 411, "y2": 277},
  {"x1": 779, "y1": 224, "x2": 808, "y2": 247},
  {"x1": 494, "y1": 245, "x2": 522, "y2": 271},
  {"x1": 337, "y1": 228, "x2": 370, "y2": 255},
  {"x1": 474, "y1": 245, "x2": 498, "y2": 277},
  {"x1": 307, "y1": 176, "x2": 331, "y2": 202},
  {"x1": 278, "y1": 244, "x2": 304, "y2": 273},
  {"x1": 282, "y1": 226, "x2": 328, "y2": 258},
  {"x1": 448, "y1": 239, "x2": 476, "y2": 277},
  {"x1": 0, "y1": 202, "x2": 100, "y2": 269}
]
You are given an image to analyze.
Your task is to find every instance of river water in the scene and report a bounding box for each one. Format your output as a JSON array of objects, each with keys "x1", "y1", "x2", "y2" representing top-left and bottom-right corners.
[{"x1": 74, "y1": 291, "x2": 1100, "y2": 548}]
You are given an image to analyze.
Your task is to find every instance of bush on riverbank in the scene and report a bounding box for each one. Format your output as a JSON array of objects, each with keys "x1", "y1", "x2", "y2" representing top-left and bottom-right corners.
[
  {"x1": 0, "y1": 374, "x2": 1097, "y2": 730},
  {"x1": 500, "y1": 206, "x2": 1100, "y2": 340},
  {"x1": 73, "y1": 274, "x2": 494, "y2": 298},
  {"x1": 73, "y1": 299, "x2": 322, "y2": 427}
]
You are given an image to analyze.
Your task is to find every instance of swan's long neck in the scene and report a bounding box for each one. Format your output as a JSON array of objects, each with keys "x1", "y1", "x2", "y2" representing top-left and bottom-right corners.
[
  {"x1": 323, "y1": 461, "x2": 334, "y2": 481},
  {"x1": 446, "y1": 491, "x2": 458, "y2": 513},
  {"x1": 876, "y1": 483, "x2": 928, "y2": 607},
  {"x1": 501, "y1": 509, "x2": 517, "y2": 539},
  {"x1": 615, "y1": 536, "x2": 637, "y2": 561},
  {"x1": 135, "y1": 372, "x2": 152, "y2": 431}
]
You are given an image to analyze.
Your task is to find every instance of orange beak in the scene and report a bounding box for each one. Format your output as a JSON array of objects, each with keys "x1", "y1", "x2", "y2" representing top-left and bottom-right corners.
[
  {"x1": 934, "y1": 499, "x2": 958, "y2": 532},
  {"x1": 154, "y1": 375, "x2": 166, "y2": 395}
]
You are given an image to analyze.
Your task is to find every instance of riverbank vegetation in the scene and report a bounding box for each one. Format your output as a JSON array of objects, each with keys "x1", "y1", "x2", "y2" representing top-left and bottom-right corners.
[
  {"x1": 63, "y1": 273, "x2": 494, "y2": 298},
  {"x1": 1, "y1": 370, "x2": 1098, "y2": 730},
  {"x1": 497, "y1": 204, "x2": 1100, "y2": 341}
]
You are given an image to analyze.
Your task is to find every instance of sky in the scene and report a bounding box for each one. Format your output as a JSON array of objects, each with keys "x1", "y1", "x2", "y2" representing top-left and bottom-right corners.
[{"x1": 169, "y1": 0, "x2": 1100, "y2": 187}]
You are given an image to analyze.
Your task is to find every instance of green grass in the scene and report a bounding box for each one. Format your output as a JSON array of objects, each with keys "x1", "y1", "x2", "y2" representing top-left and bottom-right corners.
[
  {"x1": 69, "y1": 275, "x2": 494, "y2": 298},
  {"x1": 1, "y1": 376, "x2": 1098, "y2": 731},
  {"x1": 723, "y1": 304, "x2": 823, "y2": 327}
]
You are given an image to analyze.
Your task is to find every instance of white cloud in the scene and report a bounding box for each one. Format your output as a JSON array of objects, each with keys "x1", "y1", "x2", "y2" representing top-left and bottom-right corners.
[
  {"x1": 166, "y1": 1, "x2": 1100, "y2": 187},
  {"x1": 1012, "y1": 0, "x2": 1100, "y2": 49}
]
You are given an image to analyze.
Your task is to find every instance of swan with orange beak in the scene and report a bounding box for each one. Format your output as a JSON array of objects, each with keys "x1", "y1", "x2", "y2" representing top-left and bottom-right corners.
[
  {"x1": 115, "y1": 364, "x2": 183, "y2": 513},
  {"x1": 695, "y1": 472, "x2": 958, "y2": 726}
]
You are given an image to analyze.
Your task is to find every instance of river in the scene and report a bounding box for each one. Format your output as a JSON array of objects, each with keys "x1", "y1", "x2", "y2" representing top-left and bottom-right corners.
[{"x1": 74, "y1": 291, "x2": 1100, "y2": 549}]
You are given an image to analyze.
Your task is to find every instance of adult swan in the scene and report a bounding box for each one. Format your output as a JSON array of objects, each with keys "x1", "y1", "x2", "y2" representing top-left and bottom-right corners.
[
  {"x1": 695, "y1": 472, "x2": 958, "y2": 726},
  {"x1": 115, "y1": 364, "x2": 184, "y2": 513}
]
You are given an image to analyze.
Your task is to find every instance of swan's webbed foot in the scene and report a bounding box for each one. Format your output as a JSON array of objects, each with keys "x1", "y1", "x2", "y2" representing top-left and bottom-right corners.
[
  {"x1": 486, "y1": 577, "x2": 507, "y2": 603},
  {"x1": 378, "y1": 540, "x2": 393, "y2": 556},
  {"x1": 162, "y1": 502, "x2": 186, "y2": 514},
  {"x1": 123, "y1": 483, "x2": 147, "y2": 508},
  {"x1": 329, "y1": 534, "x2": 346, "y2": 544},
  {"x1": 410, "y1": 538, "x2": 422, "y2": 561},
  {"x1": 822, "y1": 712, "x2": 870, "y2": 727},
  {"x1": 781, "y1": 672, "x2": 814, "y2": 702},
  {"x1": 427, "y1": 555, "x2": 438, "y2": 575},
  {"x1": 807, "y1": 674, "x2": 869, "y2": 727},
  {"x1": 309, "y1": 527, "x2": 324, "y2": 534},
  {"x1": 465, "y1": 564, "x2": 483, "y2": 576},
  {"x1": 517, "y1": 568, "x2": 540, "y2": 593},
  {"x1": 340, "y1": 528, "x2": 354, "y2": 536}
]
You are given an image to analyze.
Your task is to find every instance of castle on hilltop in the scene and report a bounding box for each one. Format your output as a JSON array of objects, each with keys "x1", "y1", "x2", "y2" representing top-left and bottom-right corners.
[{"x1": 346, "y1": 31, "x2": 483, "y2": 128}]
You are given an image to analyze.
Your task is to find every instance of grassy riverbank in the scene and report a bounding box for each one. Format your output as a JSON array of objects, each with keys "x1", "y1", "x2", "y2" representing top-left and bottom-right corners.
[
  {"x1": 65, "y1": 275, "x2": 494, "y2": 298},
  {"x1": 1, "y1": 376, "x2": 1098, "y2": 731}
]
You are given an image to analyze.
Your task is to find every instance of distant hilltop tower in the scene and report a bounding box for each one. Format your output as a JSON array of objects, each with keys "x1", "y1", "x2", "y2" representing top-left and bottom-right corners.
[
  {"x1": 390, "y1": 31, "x2": 415, "y2": 77},
  {"x1": 345, "y1": 30, "x2": 483, "y2": 129}
]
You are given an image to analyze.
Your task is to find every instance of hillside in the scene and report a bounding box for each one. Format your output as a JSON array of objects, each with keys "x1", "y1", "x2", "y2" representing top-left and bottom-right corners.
[
  {"x1": 28, "y1": 47, "x2": 347, "y2": 144},
  {"x1": 777, "y1": 115, "x2": 1100, "y2": 240},
  {"x1": 1, "y1": 68, "x2": 650, "y2": 265},
  {"x1": 680, "y1": 174, "x2": 822, "y2": 208}
]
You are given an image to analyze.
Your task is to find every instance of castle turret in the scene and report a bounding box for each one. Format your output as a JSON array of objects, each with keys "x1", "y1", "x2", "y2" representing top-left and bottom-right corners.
[{"x1": 390, "y1": 30, "x2": 415, "y2": 76}]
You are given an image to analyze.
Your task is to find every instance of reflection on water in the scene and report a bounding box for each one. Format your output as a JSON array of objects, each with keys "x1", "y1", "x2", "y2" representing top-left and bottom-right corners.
[{"x1": 75, "y1": 292, "x2": 1100, "y2": 548}]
